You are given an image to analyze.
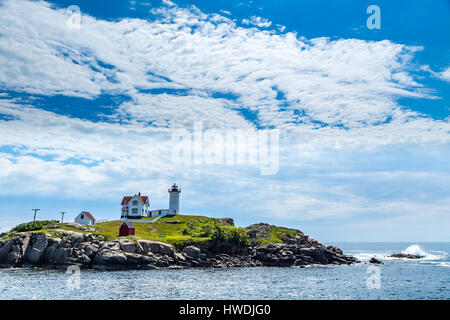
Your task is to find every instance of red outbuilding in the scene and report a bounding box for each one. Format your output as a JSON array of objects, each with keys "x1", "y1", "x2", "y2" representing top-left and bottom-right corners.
[{"x1": 119, "y1": 221, "x2": 135, "y2": 237}]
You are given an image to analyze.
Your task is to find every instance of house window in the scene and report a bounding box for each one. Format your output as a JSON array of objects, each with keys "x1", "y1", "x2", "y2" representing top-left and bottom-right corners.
[
  {"x1": 132, "y1": 200, "x2": 138, "y2": 206},
  {"x1": 81, "y1": 214, "x2": 84, "y2": 219},
  {"x1": 174, "y1": 210, "x2": 176, "y2": 214},
  {"x1": 132, "y1": 208, "x2": 138, "y2": 215}
]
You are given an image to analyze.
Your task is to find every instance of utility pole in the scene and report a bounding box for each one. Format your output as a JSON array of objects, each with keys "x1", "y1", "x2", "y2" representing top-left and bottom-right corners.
[
  {"x1": 60, "y1": 211, "x2": 67, "y2": 223},
  {"x1": 32, "y1": 208, "x2": 40, "y2": 222}
]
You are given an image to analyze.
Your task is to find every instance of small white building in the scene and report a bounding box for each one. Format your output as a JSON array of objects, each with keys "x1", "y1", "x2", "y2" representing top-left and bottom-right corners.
[
  {"x1": 74, "y1": 211, "x2": 96, "y2": 226},
  {"x1": 121, "y1": 192, "x2": 150, "y2": 219},
  {"x1": 149, "y1": 209, "x2": 169, "y2": 218}
]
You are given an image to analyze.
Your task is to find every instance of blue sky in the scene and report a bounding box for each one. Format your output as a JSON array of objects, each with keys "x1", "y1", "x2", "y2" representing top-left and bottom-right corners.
[{"x1": 0, "y1": 0, "x2": 449, "y2": 241}]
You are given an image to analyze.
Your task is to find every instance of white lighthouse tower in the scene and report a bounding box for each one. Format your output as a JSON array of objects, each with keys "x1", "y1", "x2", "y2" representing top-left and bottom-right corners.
[{"x1": 168, "y1": 183, "x2": 181, "y2": 215}]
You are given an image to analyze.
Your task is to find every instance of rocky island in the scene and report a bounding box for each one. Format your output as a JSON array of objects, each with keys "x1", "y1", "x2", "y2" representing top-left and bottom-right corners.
[{"x1": 0, "y1": 216, "x2": 357, "y2": 270}]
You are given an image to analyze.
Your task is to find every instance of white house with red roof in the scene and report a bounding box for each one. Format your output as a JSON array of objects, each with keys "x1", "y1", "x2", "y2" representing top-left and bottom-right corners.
[
  {"x1": 75, "y1": 211, "x2": 96, "y2": 226},
  {"x1": 121, "y1": 184, "x2": 181, "y2": 220},
  {"x1": 121, "y1": 192, "x2": 150, "y2": 219}
]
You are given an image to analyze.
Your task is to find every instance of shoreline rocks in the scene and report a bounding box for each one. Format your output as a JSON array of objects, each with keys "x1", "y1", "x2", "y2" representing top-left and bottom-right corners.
[{"x1": 0, "y1": 232, "x2": 358, "y2": 271}]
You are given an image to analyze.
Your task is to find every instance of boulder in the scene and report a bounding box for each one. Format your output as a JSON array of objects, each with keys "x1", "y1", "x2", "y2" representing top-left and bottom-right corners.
[
  {"x1": 175, "y1": 252, "x2": 186, "y2": 261},
  {"x1": 326, "y1": 246, "x2": 343, "y2": 255},
  {"x1": 5, "y1": 245, "x2": 22, "y2": 267},
  {"x1": 165, "y1": 220, "x2": 182, "y2": 224},
  {"x1": 75, "y1": 253, "x2": 91, "y2": 266},
  {"x1": 0, "y1": 238, "x2": 16, "y2": 263},
  {"x1": 369, "y1": 257, "x2": 383, "y2": 264},
  {"x1": 138, "y1": 255, "x2": 154, "y2": 264},
  {"x1": 333, "y1": 256, "x2": 351, "y2": 264},
  {"x1": 119, "y1": 240, "x2": 136, "y2": 253},
  {"x1": 100, "y1": 241, "x2": 120, "y2": 251},
  {"x1": 301, "y1": 247, "x2": 328, "y2": 264},
  {"x1": 296, "y1": 247, "x2": 315, "y2": 255},
  {"x1": 137, "y1": 240, "x2": 175, "y2": 256},
  {"x1": 258, "y1": 243, "x2": 283, "y2": 253},
  {"x1": 53, "y1": 247, "x2": 73, "y2": 264},
  {"x1": 294, "y1": 259, "x2": 307, "y2": 266},
  {"x1": 255, "y1": 250, "x2": 266, "y2": 260},
  {"x1": 94, "y1": 249, "x2": 127, "y2": 265},
  {"x1": 182, "y1": 246, "x2": 201, "y2": 258},
  {"x1": 281, "y1": 250, "x2": 294, "y2": 257},
  {"x1": 124, "y1": 252, "x2": 142, "y2": 265},
  {"x1": 23, "y1": 233, "x2": 48, "y2": 266},
  {"x1": 84, "y1": 244, "x2": 99, "y2": 257},
  {"x1": 43, "y1": 239, "x2": 62, "y2": 264}
]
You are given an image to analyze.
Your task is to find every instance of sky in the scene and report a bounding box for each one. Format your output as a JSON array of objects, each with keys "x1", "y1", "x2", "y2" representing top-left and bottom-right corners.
[{"x1": 0, "y1": 0, "x2": 449, "y2": 242}]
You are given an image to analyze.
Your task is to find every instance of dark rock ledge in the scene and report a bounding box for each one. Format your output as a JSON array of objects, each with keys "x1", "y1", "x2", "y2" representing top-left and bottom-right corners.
[
  {"x1": 0, "y1": 231, "x2": 358, "y2": 271},
  {"x1": 389, "y1": 253, "x2": 422, "y2": 259}
]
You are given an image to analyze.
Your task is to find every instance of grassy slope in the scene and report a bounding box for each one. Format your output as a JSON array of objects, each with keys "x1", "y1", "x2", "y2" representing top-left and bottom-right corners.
[
  {"x1": 2, "y1": 215, "x2": 303, "y2": 247},
  {"x1": 92, "y1": 215, "x2": 212, "y2": 245},
  {"x1": 244, "y1": 224, "x2": 303, "y2": 244},
  {"x1": 3, "y1": 215, "x2": 214, "y2": 245},
  {"x1": 261, "y1": 226, "x2": 303, "y2": 244}
]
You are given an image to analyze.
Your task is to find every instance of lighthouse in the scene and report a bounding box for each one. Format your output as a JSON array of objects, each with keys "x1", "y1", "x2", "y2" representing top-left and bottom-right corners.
[{"x1": 168, "y1": 183, "x2": 181, "y2": 215}]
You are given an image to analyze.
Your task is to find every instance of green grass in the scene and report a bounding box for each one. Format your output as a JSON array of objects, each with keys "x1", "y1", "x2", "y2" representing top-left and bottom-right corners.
[
  {"x1": 247, "y1": 224, "x2": 303, "y2": 245},
  {"x1": 268, "y1": 226, "x2": 302, "y2": 243},
  {"x1": 1, "y1": 215, "x2": 216, "y2": 247},
  {"x1": 1, "y1": 215, "x2": 303, "y2": 249},
  {"x1": 88, "y1": 215, "x2": 221, "y2": 248},
  {"x1": 10, "y1": 220, "x2": 59, "y2": 233},
  {"x1": 8, "y1": 215, "x2": 215, "y2": 241}
]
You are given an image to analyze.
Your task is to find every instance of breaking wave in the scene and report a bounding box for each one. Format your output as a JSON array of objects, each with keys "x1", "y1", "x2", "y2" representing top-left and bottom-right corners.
[
  {"x1": 401, "y1": 245, "x2": 428, "y2": 257},
  {"x1": 353, "y1": 244, "x2": 448, "y2": 263},
  {"x1": 401, "y1": 245, "x2": 447, "y2": 260}
]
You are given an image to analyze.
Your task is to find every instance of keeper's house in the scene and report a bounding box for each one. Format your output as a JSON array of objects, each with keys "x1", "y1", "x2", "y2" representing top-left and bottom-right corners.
[{"x1": 121, "y1": 193, "x2": 150, "y2": 219}]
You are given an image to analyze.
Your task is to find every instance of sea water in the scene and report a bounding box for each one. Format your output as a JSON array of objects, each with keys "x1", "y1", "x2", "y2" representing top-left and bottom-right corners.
[{"x1": 0, "y1": 243, "x2": 448, "y2": 300}]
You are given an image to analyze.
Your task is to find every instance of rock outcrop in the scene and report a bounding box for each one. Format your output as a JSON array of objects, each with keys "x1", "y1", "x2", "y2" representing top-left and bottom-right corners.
[
  {"x1": 389, "y1": 253, "x2": 421, "y2": 259},
  {"x1": 0, "y1": 232, "x2": 357, "y2": 270},
  {"x1": 369, "y1": 257, "x2": 383, "y2": 264}
]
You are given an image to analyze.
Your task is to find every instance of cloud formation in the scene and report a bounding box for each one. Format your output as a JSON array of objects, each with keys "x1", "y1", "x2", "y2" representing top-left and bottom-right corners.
[{"x1": 0, "y1": 0, "x2": 448, "y2": 239}]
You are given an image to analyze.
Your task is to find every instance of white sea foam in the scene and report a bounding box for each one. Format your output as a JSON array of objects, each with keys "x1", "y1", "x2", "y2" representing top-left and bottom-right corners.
[
  {"x1": 423, "y1": 261, "x2": 450, "y2": 268},
  {"x1": 401, "y1": 245, "x2": 427, "y2": 257},
  {"x1": 353, "y1": 253, "x2": 390, "y2": 262},
  {"x1": 353, "y1": 245, "x2": 447, "y2": 262},
  {"x1": 401, "y1": 245, "x2": 447, "y2": 260},
  {"x1": 436, "y1": 262, "x2": 450, "y2": 268}
]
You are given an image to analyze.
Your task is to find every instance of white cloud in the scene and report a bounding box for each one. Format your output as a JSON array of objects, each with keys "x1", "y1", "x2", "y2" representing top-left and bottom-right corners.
[
  {"x1": 421, "y1": 65, "x2": 450, "y2": 83},
  {"x1": 437, "y1": 66, "x2": 450, "y2": 82},
  {"x1": 0, "y1": 0, "x2": 447, "y2": 161},
  {"x1": 0, "y1": 0, "x2": 445, "y2": 134},
  {"x1": 242, "y1": 15, "x2": 272, "y2": 28},
  {"x1": 115, "y1": 92, "x2": 251, "y2": 129},
  {"x1": 0, "y1": 0, "x2": 449, "y2": 238},
  {"x1": 162, "y1": 0, "x2": 176, "y2": 7}
]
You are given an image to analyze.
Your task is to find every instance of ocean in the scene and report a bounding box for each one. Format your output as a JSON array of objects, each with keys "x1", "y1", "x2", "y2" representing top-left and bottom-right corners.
[{"x1": 0, "y1": 243, "x2": 448, "y2": 300}]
